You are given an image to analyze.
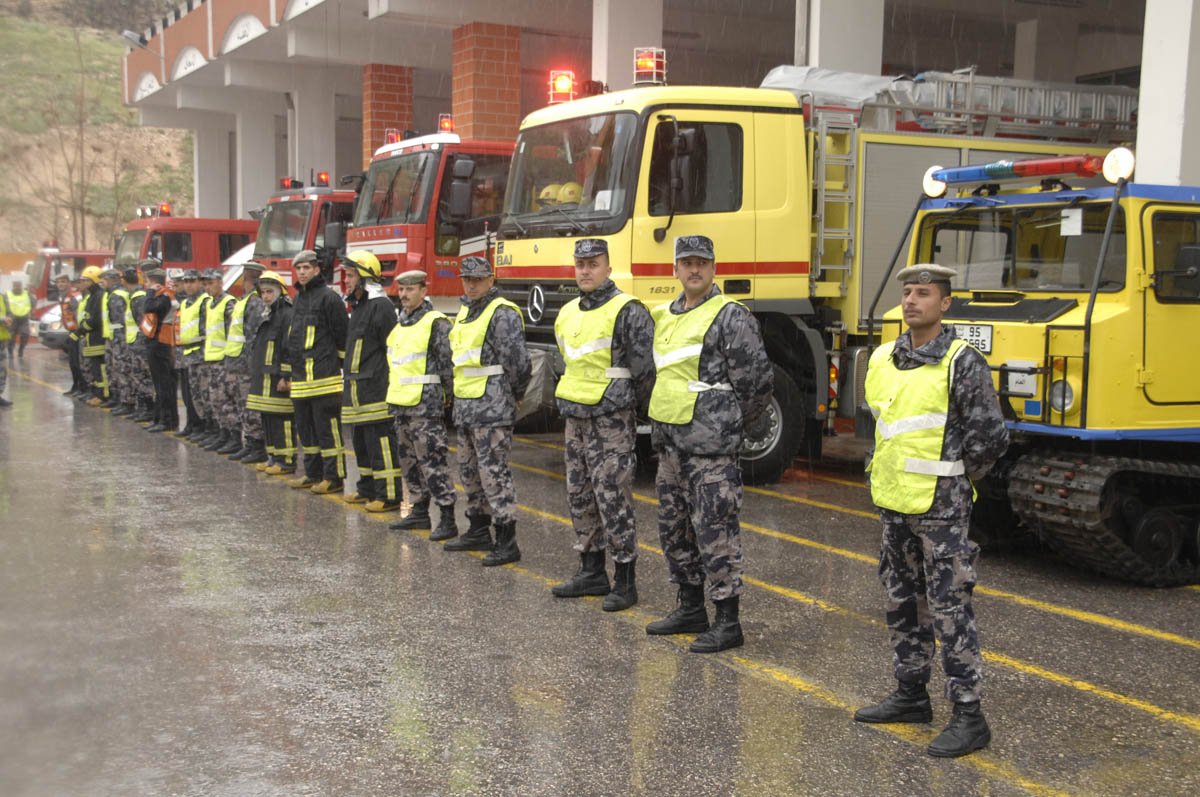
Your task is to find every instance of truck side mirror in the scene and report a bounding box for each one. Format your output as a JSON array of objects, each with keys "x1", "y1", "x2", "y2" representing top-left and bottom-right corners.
[
  {"x1": 323, "y1": 221, "x2": 346, "y2": 252},
  {"x1": 447, "y1": 157, "x2": 477, "y2": 222}
]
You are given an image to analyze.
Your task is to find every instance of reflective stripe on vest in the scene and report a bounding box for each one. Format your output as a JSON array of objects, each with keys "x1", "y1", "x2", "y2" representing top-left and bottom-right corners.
[
  {"x1": 554, "y1": 292, "x2": 638, "y2": 405},
  {"x1": 203, "y1": 294, "x2": 234, "y2": 362},
  {"x1": 5, "y1": 290, "x2": 31, "y2": 317},
  {"x1": 122, "y1": 289, "x2": 144, "y2": 344},
  {"x1": 178, "y1": 295, "x2": 206, "y2": 353},
  {"x1": 448, "y1": 297, "x2": 522, "y2": 399},
  {"x1": 226, "y1": 291, "x2": 255, "y2": 358},
  {"x1": 386, "y1": 309, "x2": 447, "y2": 406},
  {"x1": 647, "y1": 294, "x2": 736, "y2": 425},
  {"x1": 864, "y1": 338, "x2": 970, "y2": 515},
  {"x1": 101, "y1": 290, "x2": 117, "y2": 340}
]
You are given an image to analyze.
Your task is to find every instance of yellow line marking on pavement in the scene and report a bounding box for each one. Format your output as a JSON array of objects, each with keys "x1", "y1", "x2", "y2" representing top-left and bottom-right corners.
[
  {"x1": 509, "y1": 456, "x2": 1200, "y2": 650},
  {"x1": 745, "y1": 484, "x2": 878, "y2": 518},
  {"x1": 513, "y1": 435, "x2": 565, "y2": 451},
  {"x1": 7, "y1": 368, "x2": 66, "y2": 391}
]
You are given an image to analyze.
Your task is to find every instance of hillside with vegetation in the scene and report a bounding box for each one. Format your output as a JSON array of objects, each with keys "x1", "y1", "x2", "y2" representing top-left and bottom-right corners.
[{"x1": 0, "y1": 1, "x2": 193, "y2": 253}]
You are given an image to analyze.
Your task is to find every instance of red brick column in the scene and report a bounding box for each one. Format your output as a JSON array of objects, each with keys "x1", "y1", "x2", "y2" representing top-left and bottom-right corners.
[
  {"x1": 452, "y1": 22, "x2": 521, "y2": 141},
  {"x1": 362, "y1": 64, "x2": 414, "y2": 168}
]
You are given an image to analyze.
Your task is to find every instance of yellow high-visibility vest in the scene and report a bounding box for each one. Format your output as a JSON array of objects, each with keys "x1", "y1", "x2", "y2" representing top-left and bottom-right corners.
[
  {"x1": 226, "y1": 291, "x2": 256, "y2": 358},
  {"x1": 386, "y1": 309, "x2": 447, "y2": 406},
  {"x1": 864, "y1": 337, "x2": 971, "y2": 515},
  {"x1": 448, "y1": 297, "x2": 522, "y2": 399},
  {"x1": 101, "y1": 290, "x2": 116, "y2": 340},
  {"x1": 122, "y1": 289, "x2": 145, "y2": 344},
  {"x1": 647, "y1": 293, "x2": 736, "y2": 425},
  {"x1": 203, "y1": 294, "x2": 234, "y2": 362},
  {"x1": 5, "y1": 290, "x2": 31, "y2": 318},
  {"x1": 178, "y1": 294, "x2": 208, "y2": 355},
  {"x1": 554, "y1": 292, "x2": 638, "y2": 405}
]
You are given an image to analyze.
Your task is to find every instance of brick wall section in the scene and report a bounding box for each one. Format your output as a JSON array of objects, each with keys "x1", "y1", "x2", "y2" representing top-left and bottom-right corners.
[
  {"x1": 362, "y1": 64, "x2": 414, "y2": 168},
  {"x1": 452, "y1": 22, "x2": 521, "y2": 141}
]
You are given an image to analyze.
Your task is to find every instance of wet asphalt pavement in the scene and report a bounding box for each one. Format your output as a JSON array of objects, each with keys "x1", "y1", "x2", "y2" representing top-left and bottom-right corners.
[{"x1": 1, "y1": 347, "x2": 1198, "y2": 796}]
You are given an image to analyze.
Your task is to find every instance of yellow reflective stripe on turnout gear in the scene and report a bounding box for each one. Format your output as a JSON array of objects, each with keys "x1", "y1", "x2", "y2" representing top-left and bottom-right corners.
[
  {"x1": 554, "y1": 292, "x2": 638, "y2": 405},
  {"x1": 290, "y1": 374, "x2": 343, "y2": 398},
  {"x1": 647, "y1": 293, "x2": 737, "y2": 425},
  {"x1": 448, "y1": 297, "x2": 522, "y2": 399},
  {"x1": 864, "y1": 338, "x2": 970, "y2": 515}
]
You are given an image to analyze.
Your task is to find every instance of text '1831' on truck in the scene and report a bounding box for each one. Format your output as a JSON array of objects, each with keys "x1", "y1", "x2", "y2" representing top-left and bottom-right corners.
[
  {"x1": 877, "y1": 147, "x2": 1200, "y2": 587},
  {"x1": 246, "y1": 172, "x2": 356, "y2": 286},
  {"x1": 497, "y1": 59, "x2": 1138, "y2": 484},
  {"x1": 332, "y1": 129, "x2": 513, "y2": 312},
  {"x1": 113, "y1": 203, "x2": 258, "y2": 280}
]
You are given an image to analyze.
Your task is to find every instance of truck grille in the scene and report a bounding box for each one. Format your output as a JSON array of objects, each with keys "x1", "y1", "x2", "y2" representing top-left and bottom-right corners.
[{"x1": 497, "y1": 278, "x2": 579, "y2": 347}]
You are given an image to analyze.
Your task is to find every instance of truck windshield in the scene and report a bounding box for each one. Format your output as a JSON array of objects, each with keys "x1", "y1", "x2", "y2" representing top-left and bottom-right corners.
[
  {"x1": 916, "y1": 203, "x2": 1127, "y2": 292},
  {"x1": 255, "y1": 200, "x2": 313, "y2": 258},
  {"x1": 114, "y1": 229, "x2": 148, "y2": 266},
  {"x1": 502, "y1": 112, "x2": 637, "y2": 235},
  {"x1": 353, "y1": 150, "x2": 439, "y2": 227}
]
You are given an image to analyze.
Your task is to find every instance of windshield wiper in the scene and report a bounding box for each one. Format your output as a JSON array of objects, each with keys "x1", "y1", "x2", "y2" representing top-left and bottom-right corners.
[
  {"x1": 538, "y1": 204, "x2": 586, "y2": 233},
  {"x1": 501, "y1": 211, "x2": 528, "y2": 237},
  {"x1": 375, "y1": 166, "x2": 406, "y2": 225},
  {"x1": 403, "y1": 158, "x2": 430, "y2": 223}
]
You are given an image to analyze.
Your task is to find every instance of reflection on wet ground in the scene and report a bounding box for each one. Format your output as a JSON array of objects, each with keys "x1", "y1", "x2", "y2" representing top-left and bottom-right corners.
[{"x1": 1, "y1": 349, "x2": 1198, "y2": 795}]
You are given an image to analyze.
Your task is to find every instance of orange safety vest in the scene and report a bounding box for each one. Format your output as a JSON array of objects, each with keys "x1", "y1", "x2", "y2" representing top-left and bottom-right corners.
[
  {"x1": 140, "y1": 286, "x2": 179, "y2": 345},
  {"x1": 60, "y1": 291, "x2": 78, "y2": 332}
]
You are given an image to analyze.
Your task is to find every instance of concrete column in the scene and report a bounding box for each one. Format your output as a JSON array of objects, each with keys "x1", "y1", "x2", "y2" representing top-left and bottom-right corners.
[
  {"x1": 235, "y1": 108, "x2": 277, "y2": 218},
  {"x1": 592, "y1": 0, "x2": 662, "y2": 91},
  {"x1": 805, "y1": 0, "x2": 883, "y2": 74},
  {"x1": 290, "y1": 71, "x2": 337, "y2": 182},
  {"x1": 1013, "y1": 14, "x2": 1080, "y2": 82},
  {"x1": 452, "y1": 22, "x2": 520, "y2": 141},
  {"x1": 362, "y1": 64, "x2": 414, "y2": 169},
  {"x1": 1136, "y1": 0, "x2": 1200, "y2": 185},
  {"x1": 193, "y1": 122, "x2": 233, "y2": 218}
]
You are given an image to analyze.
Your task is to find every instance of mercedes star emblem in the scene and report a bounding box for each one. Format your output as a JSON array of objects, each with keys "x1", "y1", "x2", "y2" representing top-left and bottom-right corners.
[{"x1": 527, "y1": 284, "x2": 546, "y2": 325}]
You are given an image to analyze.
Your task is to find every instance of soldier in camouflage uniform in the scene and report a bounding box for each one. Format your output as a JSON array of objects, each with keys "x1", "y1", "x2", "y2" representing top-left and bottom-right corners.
[
  {"x1": 176, "y1": 270, "x2": 210, "y2": 439},
  {"x1": 854, "y1": 263, "x2": 1009, "y2": 759},
  {"x1": 444, "y1": 255, "x2": 531, "y2": 566},
  {"x1": 126, "y1": 266, "x2": 156, "y2": 422},
  {"x1": 222, "y1": 263, "x2": 267, "y2": 462},
  {"x1": 99, "y1": 269, "x2": 127, "y2": 410},
  {"x1": 386, "y1": 270, "x2": 457, "y2": 538},
  {"x1": 198, "y1": 268, "x2": 236, "y2": 452},
  {"x1": 550, "y1": 238, "x2": 655, "y2": 612},
  {"x1": 644, "y1": 235, "x2": 773, "y2": 654}
]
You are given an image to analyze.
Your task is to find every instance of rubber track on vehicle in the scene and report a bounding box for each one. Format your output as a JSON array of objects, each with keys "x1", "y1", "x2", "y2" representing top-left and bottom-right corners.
[{"x1": 1009, "y1": 454, "x2": 1200, "y2": 587}]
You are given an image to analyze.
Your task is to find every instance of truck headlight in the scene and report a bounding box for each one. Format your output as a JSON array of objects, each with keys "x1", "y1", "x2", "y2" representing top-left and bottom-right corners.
[{"x1": 1049, "y1": 379, "x2": 1075, "y2": 412}]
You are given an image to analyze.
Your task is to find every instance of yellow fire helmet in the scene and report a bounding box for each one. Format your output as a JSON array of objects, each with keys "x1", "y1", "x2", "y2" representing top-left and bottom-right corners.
[
  {"x1": 80, "y1": 265, "x2": 103, "y2": 284},
  {"x1": 537, "y1": 183, "x2": 562, "y2": 208},
  {"x1": 557, "y1": 182, "x2": 583, "y2": 205},
  {"x1": 258, "y1": 270, "x2": 287, "y2": 288},
  {"x1": 344, "y1": 249, "x2": 382, "y2": 280}
]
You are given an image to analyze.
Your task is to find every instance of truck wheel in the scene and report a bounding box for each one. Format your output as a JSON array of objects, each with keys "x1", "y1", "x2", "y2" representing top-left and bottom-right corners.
[{"x1": 740, "y1": 364, "x2": 804, "y2": 485}]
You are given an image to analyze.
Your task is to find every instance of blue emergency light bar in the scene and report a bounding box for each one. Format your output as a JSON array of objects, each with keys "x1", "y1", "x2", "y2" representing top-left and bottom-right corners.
[{"x1": 922, "y1": 148, "x2": 1135, "y2": 197}]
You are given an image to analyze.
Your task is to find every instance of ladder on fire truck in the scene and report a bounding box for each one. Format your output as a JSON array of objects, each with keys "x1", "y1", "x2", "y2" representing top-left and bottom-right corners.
[{"x1": 811, "y1": 111, "x2": 858, "y2": 282}]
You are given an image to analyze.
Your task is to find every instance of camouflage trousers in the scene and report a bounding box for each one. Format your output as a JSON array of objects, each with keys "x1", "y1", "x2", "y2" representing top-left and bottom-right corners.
[
  {"x1": 349, "y1": 420, "x2": 401, "y2": 502},
  {"x1": 656, "y1": 448, "x2": 744, "y2": 601},
  {"x1": 221, "y1": 368, "x2": 262, "y2": 439},
  {"x1": 0, "y1": 343, "x2": 6, "y2": 396},
  {"x1": 129, "y1": 346, "x2": 154, "y2": 403},
  {"x1": 191, "y1": 362, "x2": 219, "y2": 421},
  {"x1": 262, "y1": 412, "x2": 296, "y2": 465},
  {"x1": 105, "y1": 338, "x2": 129, "y2": 403},
  {"x1": 564, "y1": 408, "x2": 638, "y2": 563},
  {"x1": 393, "y1": 414, "x2": 456, "y2": 508},
  {"x1": 458, "y1": 424, "x2": 516, "y2": 523},
  {"x1": 877, "y1": 510, "x2": 983, "y2": 703}
]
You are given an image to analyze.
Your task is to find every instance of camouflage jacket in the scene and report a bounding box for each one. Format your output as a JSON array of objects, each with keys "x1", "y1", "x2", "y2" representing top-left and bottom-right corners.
[
  {"x1": 224, "y1": 292, "x2": 265, "y2": 374},
  {"x1": 341, "y1": 286, "x2": 397, "y2": 410},
  {"x1": 651, "y1": 284, "x2": 774, "y2": 456},
  {"x1": 107, "y1": 290, "x2": 128, "y2": 340},
  {"x1": 391, "y1": 298, "x2": 454, "y2": 418},
  {"x1": 450, "y1": 286, "x2": 532, "y2": 428},
  {"x1": 878, "y1": 325, "x2": 1010, "y2": 521},
  {"x1": 555, "y1": 279, "x2": 656, "y2": 419}
]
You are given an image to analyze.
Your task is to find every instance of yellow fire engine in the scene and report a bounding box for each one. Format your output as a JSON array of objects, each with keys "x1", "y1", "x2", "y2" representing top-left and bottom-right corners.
[
  {"x1": 878, "y1": 148, "x2": 1200, "y2": 586},
  {"x1": 496, "y1": 64, "x2": 1136, "y2": 486}
]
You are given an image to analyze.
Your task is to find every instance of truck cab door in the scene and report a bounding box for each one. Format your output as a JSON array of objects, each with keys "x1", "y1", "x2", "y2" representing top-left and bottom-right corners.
[
  {"x1": 1143, "y1": 207, "x2": 1200, "y2": 405},
  {"x1": 632, "y1": 112, "x2": 755, "y2": 298}
]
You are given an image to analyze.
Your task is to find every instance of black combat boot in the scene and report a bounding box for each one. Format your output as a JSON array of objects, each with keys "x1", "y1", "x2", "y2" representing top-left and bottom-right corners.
[
  {"x1": 442, "y1": 514, "x2": 492, "y2": 550},
  {"x1": 689, "y1": 596, "x2": 743, "y2": 653},
  {"x1": 645, "y1": 583, "x2": 710, "y2": 635},
  {"x1": 146, "y1": 422, "x2": 167, "y2": 433},
  {"x1": 482, "y1": 519, "x2": 520, "y2": 566},
  {"x1": 174, "y1": 422, "x2": 195, "y2": 438},
  {"x1": 217, "y1": 432, "x2": 243, "y2": 455},
  {"x1": 111, "y1": 402, "x2": 136, "y2": 416},
  {"x1": 927, "y1": 701, "x2": 990, "y2": 758},
  {"x1": 240, "y1": 439, "x2": 268, "y2": 463},
  {"x1": 551, "y1": 551, "x2": 610, "y2": 597},
  {"x1": 853, "y1": 680, "x2": 933, "y2": 724},
  {"x1": 388, "y1": 497, "x2": 431, "y2": 531},
  {"x1": 428, "y1": 505, "x2": 458, "y2": 541},
  {"x1": 190, "y1": 421, "x2": 216, "y2": 444},
  {"x1": 602, "y1": 560, "x2": 638, "y2": 612},
  {"x1": 99, "y1": 398, "x2": 119, "y2": 409},
  {"x1": 203, "y1": 428, "x2": 230, "y2": 451},
  {"x1": 228, "y1": 440, "x2": 253, "y2": 460}
]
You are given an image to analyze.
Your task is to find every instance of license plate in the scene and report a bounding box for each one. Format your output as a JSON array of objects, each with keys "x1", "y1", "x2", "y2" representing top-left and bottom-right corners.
[{"x1": 953, "y1": 323, "x2": 992, "y2": 353}]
